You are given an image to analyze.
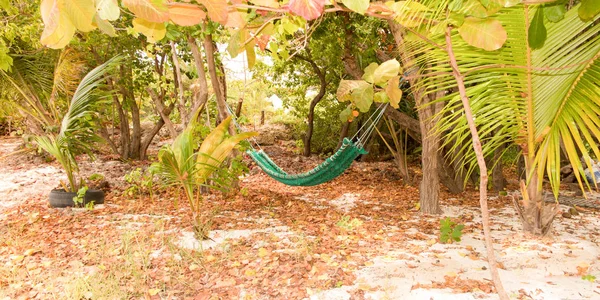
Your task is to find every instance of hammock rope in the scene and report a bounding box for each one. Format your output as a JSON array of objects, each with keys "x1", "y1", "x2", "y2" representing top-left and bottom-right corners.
[{"x1": 226, "y1": 102, "x2": 388, "y2": 186}]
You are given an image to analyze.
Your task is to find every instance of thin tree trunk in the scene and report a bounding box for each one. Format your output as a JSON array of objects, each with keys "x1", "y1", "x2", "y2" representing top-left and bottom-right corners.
[
  {"x1": 492, "y1": 143, "x2": 507, "y2": 192},
  {"x1": 295, "y1": 52, "x2": 327, "y2": 157},
  {"x1": 338, "y1": 122, "x2": 350, "y2": 149},
  {"x1": 235, "y1": 98, "x2": 243, "y2": 117},
  {"x1": 187, "y1": 35, "x2": 210, "y2": 119},
  {"x1": 446, "y1": 27, "x2": 508, "y2": 300},
  {"x1": 140, "y1": 103, "x2": 175, "y2": 160},
  {"x1": 147, "y1": 87, "x2": 177, "y2": 138},
  {"x1": 202, "y1": 29, "x2": 235, "y2": 135},
  {"x1": 260, "y1": 111, "x2": 265, "y2": 125},
  {"x1": 170, "y1": 41, "x2": 188, "y2": 126}
]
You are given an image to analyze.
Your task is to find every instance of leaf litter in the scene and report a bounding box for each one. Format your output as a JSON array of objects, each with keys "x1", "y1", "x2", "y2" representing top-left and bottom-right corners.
[{"x1": 0, "y1": 137, "x2": 599, "y2": 299}]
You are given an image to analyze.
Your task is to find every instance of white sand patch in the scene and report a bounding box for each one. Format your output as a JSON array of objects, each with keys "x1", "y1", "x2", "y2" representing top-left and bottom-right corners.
[
  {"x1": 296, "y1": 193, "x2": 363, "y2": 212},
  {"x1": 312, "y1": 205, "x2": 600, "y2": 300},
  {"x1": 178, "y1": 225, "x2": 293, "y2": 251}
]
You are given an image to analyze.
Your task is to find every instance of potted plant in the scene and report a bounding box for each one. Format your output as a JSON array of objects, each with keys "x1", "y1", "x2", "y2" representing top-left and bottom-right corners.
[{"x1": 35, "y1": 57, "x2": 120, "y2": 208}]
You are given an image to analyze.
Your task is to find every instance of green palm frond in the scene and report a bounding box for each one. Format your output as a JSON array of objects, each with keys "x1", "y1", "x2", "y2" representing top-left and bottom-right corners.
[
  {"x1": 59, "y1": 55, "x2": 122, "y2": 136},
  {"x1": 399, "y1": 3, "x2": 600, "y2": 196},
  {"x1": 532, "y1": 8, "x2": 600, "y2": 194},
  {"x1": 35, "y1": 56, "x2": 121, "y2": 191}
]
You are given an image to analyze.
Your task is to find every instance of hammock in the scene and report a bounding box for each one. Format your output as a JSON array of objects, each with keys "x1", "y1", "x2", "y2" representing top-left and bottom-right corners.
[
  {"x1": 227, "y1": 103, "x2": 387, "y2": 186},
  {"x1": 247, "y1": 138, "x2": 367, "y2": 186}
]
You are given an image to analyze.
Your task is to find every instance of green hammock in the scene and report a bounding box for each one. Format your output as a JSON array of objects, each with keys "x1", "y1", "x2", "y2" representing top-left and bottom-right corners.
[{"x1": 247, "y1": 138, "x2": 367, "y2": 186}]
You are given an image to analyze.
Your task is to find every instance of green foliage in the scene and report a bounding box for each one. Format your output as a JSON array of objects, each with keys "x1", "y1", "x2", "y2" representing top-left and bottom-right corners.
[
  {"x1": 337, "y1": 59, "x2": 403, "y2": 122},
  {"x1": 124, "y1": 168, "x2": 154, "y2": 199},
  {"x1": 439, "y1": 217, "x2": 464, "y2": 244},
  {"x1": 336, "y1": 216, "x2": 363, "y2": 231},
  {"x1": 72, "y1": 186, "x2": 88, "y2": 207},
  {"x1": 35, "y1": 56, "x2": 120, "y2": 192},
  {"x1": 582, "y1": 274, "x2": 596, "y2": 282},
  {"x1": 150, "y1": 115, "x2": 257, "y2": 238}
]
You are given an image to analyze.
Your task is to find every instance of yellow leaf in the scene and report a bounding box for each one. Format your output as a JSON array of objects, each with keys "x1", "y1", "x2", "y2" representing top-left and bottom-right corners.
[
  {"x1": 244, "y1": 268, "x2": 256, "y2": 276},
  {"x1": 189, "y1": 263, "x2": 199, "y2": 271},
  {"x1": 167, "y1": 2, "x2": 206, "y2": 26},
  {"x1": 205, "y1": 255, "x2": 216, "y2": 262},
  {"x1": 225, "y1": 10, "x2": 246, "y2": 28},
  {"x1": 62, "y1": 0, "x2": 96, "y2": 32},
  {"x1": 23, "y1": 249, "x2": 39, "y2": 256},
  {"x1": 458, "y1": 17, "x2": 507, "y2": 51},
  {"x1": 122, "y1": 0, "x2": 169, "y2": 23},
  {"x1": 148, "y1": 288, "x2": 161, "y2": 296},
  {"x1": 95, "y1": 0, "x2": 120, "y2": 21},
  {"x1": 132, "y1": 18, "x2": 166, "y2": 43},
  {"x1": 94, "y1": 14, "x2": 116, "y2": 37},
  {"x1": 40, "y1": 0, "x2": 76, "y2": 49},
  {"x1": 197, "y1": 0, "x2": 228, "y2": 24},
  {"x1": 252, "y1": 0, "x2": 280, "y2": 7},
  {"x1": 11, "y1": 255, "x2": 24, "y2": 262},
  {"x1": 258, "y1": 247, "x2": 268, "y2": 258},
  {"x1": 386, "y1": 1, "x2": 429, "y2": 28},
  {"x1": 385, "y1": 76, "x2": 403, "y2": 109}
]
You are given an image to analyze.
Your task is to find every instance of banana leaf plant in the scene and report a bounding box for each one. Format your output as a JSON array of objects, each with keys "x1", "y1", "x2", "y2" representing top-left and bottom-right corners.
[
  {"x1": 35, "y1": 56, "x2": 121, "y2": 192},
  {"x1": 151, "y1": 115, "x2": 258, "y2": 238}
]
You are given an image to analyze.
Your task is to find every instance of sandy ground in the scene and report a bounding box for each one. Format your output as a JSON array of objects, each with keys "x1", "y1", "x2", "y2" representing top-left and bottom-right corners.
[{"x1": 2, "y1": 136, "x2": 600, "y2": 299}]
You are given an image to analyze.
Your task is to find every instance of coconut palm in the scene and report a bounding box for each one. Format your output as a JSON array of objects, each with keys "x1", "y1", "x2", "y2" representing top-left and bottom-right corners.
[
  {"x1": 35, "y1": 56, "x2": 122, "y2": 192},
  {"x1": 402, "y1": 3, "x2": 600, "y2": 236},
  {"x1": 151, "y1": 114, "x2": 258, "y2": 238},
  {"x1": 0, "y1": 50, "x2": 86, "y2": 134}
]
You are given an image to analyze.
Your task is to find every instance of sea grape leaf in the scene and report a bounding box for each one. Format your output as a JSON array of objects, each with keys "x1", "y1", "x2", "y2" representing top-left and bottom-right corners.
[
  {"x1": 362, "y1": 62, "x2": 378, "y2": 84},
  {"x1": 95, "y1": 0, "x2": 120, "y2": 21},
  {"x1": 288, "y1": 0, "x2": 325, "y2": 20},
  {"x1": 167, "y1": 3, "x2": 206, "y2": 26},
  {"x1": 385, "y1": 76, "x2": 402, "y2": 108},
  {"x1": 122, "y1": 0, "x2": 169, "y2": 23},
  {"x1": 132, "y1": 18, "x2": 166, "y2": 43},
  {"x1": 458, "y1": 17, "x2": 507, "y2": 51},
  {"x1": 351, "y1": 82, "x2": 374, "y2": 113},
  {"x1": 373, "y1": 59, "x2": 400, "y2": 84},
  {"x1": 342, "y1": 0, "x2": 370, "y2": 14}
]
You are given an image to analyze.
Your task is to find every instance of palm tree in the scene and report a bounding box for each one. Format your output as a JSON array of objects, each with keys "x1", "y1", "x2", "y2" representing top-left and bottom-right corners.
[
  {"x1": 151, "y1": 115, "x2": 258, "y2": 238},
  {"x1": 35, "y1": 56, "x2": 121, "y2": 192},
  {"x1": 0, "y1": 49, "x2": 86, "y2": 134},
  {"x1": 403, "y1": 3, "x2": 600, "y2": 236}
]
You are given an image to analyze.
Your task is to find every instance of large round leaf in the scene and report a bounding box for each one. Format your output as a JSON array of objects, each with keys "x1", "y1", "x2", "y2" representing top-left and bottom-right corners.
[
  {"x1": 457, "y1": 17, "x2": 507, "y2": 51},
  {"x1": 288, "y1": 0, "x2": 325, "y2": 20},
  {"x1": 167, "y1": 3, "x2": 206, "y2": 26},
  {"x1": 122, "y1": 0, "x2": 169, "y2": 23},
  {"x1": 342, "y1": 0, "x2": 370, "y2": 14},
  {"x1": 132, "y1": 18, "x2": 166, "y2": 43}
]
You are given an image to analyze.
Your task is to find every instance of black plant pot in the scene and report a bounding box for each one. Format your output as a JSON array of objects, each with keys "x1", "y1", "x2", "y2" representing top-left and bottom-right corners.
[{"x1": 49, "y1": 189, "x2": 105, "y2": 208}]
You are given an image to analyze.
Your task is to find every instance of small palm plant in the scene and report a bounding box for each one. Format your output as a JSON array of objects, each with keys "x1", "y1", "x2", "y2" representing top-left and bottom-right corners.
[
  {"x1": 151, "y1": 115, "x2": 257, "y2": 239},
  {"x1": 35, "y1": 56, "x2": 121, "y2": 193}
]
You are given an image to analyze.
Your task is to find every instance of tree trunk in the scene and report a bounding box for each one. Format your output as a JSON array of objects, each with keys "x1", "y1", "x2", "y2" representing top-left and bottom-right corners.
[
  {"x1": 260, "y1": 111, "x2": 265, "y2": 125},
  {"x1": 388, "y1": 21, "x2": 444, "y2": 214},
  {"x1": 492, "y1": 143, "x2": 507, "y2": 192},
  {"x1": 446, "y1": 27, "x2": 508, "y2": 300},
  {"x1": 418, "y1": 100, "x2": 443, "y2": 214},
  {"x1": 139, "y1": 103, "x2": 175, "y2": 160},
  {"x1": 295, "y1": 52, "x2": 327, "y2": 157},
  {"x1": 202, "y1": 30, "x2": 235, "y2": 134},
  {"x1": 187, "y1": 35, "x2": 210, "y2": 119},
  {"x1": 235, "y1": 98, "x2": 243, "y2": 117},
  {"x1": 338, "y1": 122, "x2": 350, "y2": 149},
  {"x1": 170, "y1": 41, "x2": 188, "y2": 126},
  {"x1": 147, "y1": 87, "x2": 177, "y2": 138}
]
